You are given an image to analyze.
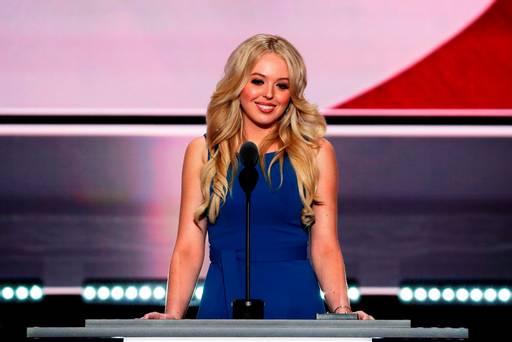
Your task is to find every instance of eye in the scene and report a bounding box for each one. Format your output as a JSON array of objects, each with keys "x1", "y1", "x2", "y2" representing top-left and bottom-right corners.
[
  {"x1": 251, "y1": 79, "x2": 264, "y2": 85},
  {"x1": 277, "y1": 83, "x2": 289, "y2": 90}
]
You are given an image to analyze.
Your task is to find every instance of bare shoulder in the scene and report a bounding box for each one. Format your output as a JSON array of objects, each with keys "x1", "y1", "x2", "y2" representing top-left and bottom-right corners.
[
  {"x1": 185, "y1": 136, "x2": 208, "y2": 165},
  {"x1": 316, "y1": 138, "x2": 337, "y2": 166},
  {"x1": 314, "y1": 138, "x2": 338, "y2": 203}
]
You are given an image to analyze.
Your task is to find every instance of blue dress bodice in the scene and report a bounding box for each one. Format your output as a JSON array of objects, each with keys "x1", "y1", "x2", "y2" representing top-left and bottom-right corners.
[{"x1": 196, "y1": 152, "x2": 325, "y2": 319}]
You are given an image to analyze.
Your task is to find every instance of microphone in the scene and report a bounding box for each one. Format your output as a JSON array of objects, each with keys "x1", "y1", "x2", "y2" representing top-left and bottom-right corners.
[
  {"x1": 238, "y1": 142, "x2": 259, "y2": 196},
  {"x1": 239, "y1": 141, "x2": 259, "y2": 168},
  {"x1": 233, "y1": 141, "x2": 264, "y2": 319}
]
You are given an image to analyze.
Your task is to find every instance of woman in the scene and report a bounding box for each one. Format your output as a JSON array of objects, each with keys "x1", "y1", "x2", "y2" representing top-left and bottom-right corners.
[{"x1": 143, "y1": 34, "x2": 373, "y2": 320}]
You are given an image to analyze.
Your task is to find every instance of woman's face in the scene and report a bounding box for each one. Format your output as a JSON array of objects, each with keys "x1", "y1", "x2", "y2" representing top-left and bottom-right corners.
[{"x1": 240, "y1": 52, "x2": 291, "y2": 130}]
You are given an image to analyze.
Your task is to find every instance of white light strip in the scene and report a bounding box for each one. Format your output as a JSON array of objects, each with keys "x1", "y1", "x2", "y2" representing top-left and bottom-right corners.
[
  {"x1": 38, "y1": 286, "x2": 398, "y2": 296},
  {"x1": 0, "y1": 108, "x2": 511, "y2": 116},
  {"x1": 0, "y1": 108, "x2": 206, "y2": 116},
  {"x1": 1, "y1": 124, "x2": 512, "y2": 137},
  {"x1": 44, "y1": 287, "x2": 82, "y2": 295},
  {"x1": 359, "y1": 287, "x2": 400, "y2": 296},
  {"x1": 0, "y1": 124, "x2": 206, "y2": 137},
  {"x1": 326, "y1": 125, "x2": 512, "y2": 137},
  {"x1": 19, "y1": 286, "x2": 512, "y2": 302},
  {"x1": 322, "y1": 109, "x2": 512, "y2": 117}
]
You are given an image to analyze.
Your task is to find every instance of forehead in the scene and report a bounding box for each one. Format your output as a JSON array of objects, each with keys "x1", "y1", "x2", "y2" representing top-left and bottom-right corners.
[{"x1": 250, "y1": 52, "x2": 289, "y2": 78}]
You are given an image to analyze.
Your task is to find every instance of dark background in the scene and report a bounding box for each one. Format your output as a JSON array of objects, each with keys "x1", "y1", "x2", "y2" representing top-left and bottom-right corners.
[{"x1": 1, "y1": 136, "x2": 511, "y2": 286}]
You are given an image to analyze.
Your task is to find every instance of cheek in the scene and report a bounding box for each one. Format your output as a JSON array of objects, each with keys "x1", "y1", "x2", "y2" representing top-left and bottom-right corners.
[
  {"x1": 240, "y1": 88, "x2": 255, "y2": 113},
  {"x1": 277, "y1": 92, "x2": 291, "y2": 105},
  {"x1": 240, "y1": 86, "x2": 259, "y2": 103}
]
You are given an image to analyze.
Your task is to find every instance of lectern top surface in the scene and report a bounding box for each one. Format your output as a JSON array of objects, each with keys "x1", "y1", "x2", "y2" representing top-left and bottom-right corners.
[{"x1": 85, "y1": 319, "x2": 411, "y2": 328}]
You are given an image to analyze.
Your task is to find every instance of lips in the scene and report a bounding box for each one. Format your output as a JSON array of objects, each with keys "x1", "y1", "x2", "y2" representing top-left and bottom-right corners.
[{"x1": 255, "y1": 102, "x2": 276, "y2": 113}]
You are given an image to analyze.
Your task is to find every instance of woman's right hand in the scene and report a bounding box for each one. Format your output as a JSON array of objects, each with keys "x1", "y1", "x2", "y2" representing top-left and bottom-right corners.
[{"x1": 140, "y1": 312, "x2": 176, "y2": 320}]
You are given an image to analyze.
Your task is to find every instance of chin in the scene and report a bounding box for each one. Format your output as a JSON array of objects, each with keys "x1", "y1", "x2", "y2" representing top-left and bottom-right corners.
[{"x1": 256, "y1": 115, "x2": 283, "y2": 128}]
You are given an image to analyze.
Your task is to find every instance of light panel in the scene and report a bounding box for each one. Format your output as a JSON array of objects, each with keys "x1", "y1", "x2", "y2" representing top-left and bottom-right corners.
[
  {"x1": 0, "y1": 283, "x2": 44, "y2": 302},
  {"x1": 81, "y1": 280, "x2": 204, "y2": 306},
  {"x1": 400, "y1": 283, "x2": 511, "y2": 305}
]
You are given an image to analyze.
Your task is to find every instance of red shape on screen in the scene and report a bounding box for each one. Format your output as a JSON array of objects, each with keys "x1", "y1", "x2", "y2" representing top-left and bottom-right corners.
[{"x1": 333, "y1": 0, "x2": 512, "y2": 109}]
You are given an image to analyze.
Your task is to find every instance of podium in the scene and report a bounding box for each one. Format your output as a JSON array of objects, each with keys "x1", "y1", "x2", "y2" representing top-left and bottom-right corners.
[{"x1": 27, "y1": 319, "x2": 468, "y2": 341}]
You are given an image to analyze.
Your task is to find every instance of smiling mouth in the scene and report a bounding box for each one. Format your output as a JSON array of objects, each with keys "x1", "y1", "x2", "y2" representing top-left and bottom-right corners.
[{"x1": 255, "y1": 102, "x2": 276, "y2": 113}]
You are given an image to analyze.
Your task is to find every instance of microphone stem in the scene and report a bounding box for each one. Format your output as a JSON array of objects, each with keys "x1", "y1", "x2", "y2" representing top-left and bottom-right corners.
[{"x1": 245, "y1": 194, "x2": 250, "y2": 300}]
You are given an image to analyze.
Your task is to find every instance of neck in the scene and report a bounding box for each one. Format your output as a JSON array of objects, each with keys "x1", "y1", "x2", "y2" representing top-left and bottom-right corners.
[{"x1": 242, "y1": 117, "x2": 276, "y2": 148}]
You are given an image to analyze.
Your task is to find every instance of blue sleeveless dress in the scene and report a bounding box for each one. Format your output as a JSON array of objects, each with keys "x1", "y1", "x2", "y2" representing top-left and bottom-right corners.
[{"x1": 196, "y1": 151, "x2": 326, "y2": 319}]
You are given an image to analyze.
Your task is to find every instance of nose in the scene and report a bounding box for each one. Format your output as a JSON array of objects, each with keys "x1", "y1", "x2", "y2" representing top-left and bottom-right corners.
[{"x1": 263, "y1": 83, "x2": 274, "y2": 100}]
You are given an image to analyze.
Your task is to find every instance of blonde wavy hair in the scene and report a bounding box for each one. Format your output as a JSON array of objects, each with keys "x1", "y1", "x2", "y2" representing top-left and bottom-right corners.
[{"x1": 194, "y1": 34, "x2": 326, "y2": 228}]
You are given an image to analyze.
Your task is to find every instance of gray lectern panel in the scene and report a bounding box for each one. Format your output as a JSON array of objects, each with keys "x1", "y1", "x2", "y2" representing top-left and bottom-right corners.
[
  {"x1": 85, "y1": 319, "x2": 411, "y2": 328},
  {"x1": 28, "y1": 324, "x2": 468, "y2": 339}
]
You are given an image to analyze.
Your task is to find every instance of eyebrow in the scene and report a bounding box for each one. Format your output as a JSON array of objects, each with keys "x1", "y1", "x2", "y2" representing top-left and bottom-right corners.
[{"x1": 251, "y1": 72, "x2": 289, "y2": 81}]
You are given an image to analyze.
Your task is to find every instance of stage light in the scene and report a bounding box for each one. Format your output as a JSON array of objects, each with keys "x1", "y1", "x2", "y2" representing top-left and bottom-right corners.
[
  {"x1": 153, "y1": 286, "x2": 166, "y2": 300},
  {"x1": 414, "y1": 287, "x2": 427, "y2": 302},
  {"x1": 399, "y1": 287, "x2": 413, "y2": 302},
  {"x1": 194, "y1": 285, "x2": 204, "y2": 300},
  {"x1": 139, "y1": 285, "x2": 152, "y2": 301},
  {"x1": 125, "y1": 286, "x2": 138, "y2": 300},
  {"x1": 111, "y1": 286, "x2": 124, "y2": 301},
  {"x1": 83, "y1": 286, "x2": 96, "y2": 301},
  {"x1": 428, "y1": 288, "x2": 441, "y2": 302},
  {"x1": 441, "y1": 288, "x2": 455, "y2": 302},
  {"x1": 29, "y1": 285, "x2": 44, "y2": 301},
  {"x1": 497, "y1": 288, "x2": 511, "y2": 302},
  {"x1": 2, "y1": 287, "x2": 15, "y2": 300},
  {"x1": 348, "y1": 286, "x2": 360, "y2": 302},
  {"x1": 469, "y1": 288, "x2": 483, "y2": 303},
  {"x1": 15, "y1": 286, "x2": 29, "y2": 301},
  {"x1": 97, "y1": 286, "x2": 110, "y2": 300},
  {"x1": 455, "y1": 288, "x2": 469, "y2": 302},
  {"x1": 483, "y1": 288, "x2": 497, "y2": 303}
]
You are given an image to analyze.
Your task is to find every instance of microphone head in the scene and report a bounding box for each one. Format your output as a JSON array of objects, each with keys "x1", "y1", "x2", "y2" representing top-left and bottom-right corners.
[{"x1": 239, "y1": 141, "x2": 259, "y2": 168}]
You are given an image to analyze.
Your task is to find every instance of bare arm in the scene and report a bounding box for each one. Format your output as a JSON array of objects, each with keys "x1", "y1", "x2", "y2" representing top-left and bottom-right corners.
[
  {"x1": 310, "y1": 138, "x2": 373, "y2": 320},
  {"x1": 144, "y1": 136, "x2": 208, "y2": 319}
]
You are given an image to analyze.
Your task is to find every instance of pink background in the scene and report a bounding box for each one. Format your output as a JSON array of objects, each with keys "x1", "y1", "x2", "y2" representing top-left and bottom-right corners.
[{"x1": 0, "y1": 0, "x2": 493, "y2": 110}]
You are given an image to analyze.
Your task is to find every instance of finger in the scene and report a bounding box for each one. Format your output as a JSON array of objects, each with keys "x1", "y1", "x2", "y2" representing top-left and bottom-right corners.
[
  {"x1": 355, "y1": 311, "x2": 371, "y2": 320},
  {"x1": 363, "y1": 314, "x2": 373, "y2": 320},
  {"x1": 142, "y1": 312, "x2": 160, "y2": 319}
]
